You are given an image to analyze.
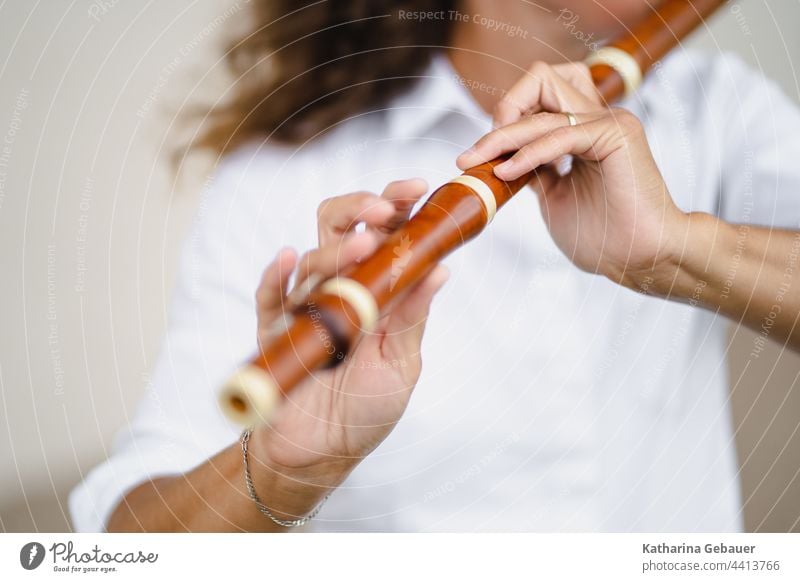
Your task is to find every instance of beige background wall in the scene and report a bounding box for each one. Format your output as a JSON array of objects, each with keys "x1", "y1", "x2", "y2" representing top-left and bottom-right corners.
[{"x1": 0, "y1": 0, "x2": 798, "y2": 532}]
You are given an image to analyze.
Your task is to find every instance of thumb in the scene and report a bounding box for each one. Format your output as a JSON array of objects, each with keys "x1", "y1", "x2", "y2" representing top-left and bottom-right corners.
[
  {"x1": 381, "y1": 264, "x2": 450, "y2": 355},
  {"x1": 529, "y1": 164, "x2": 561, "y2": 198}
]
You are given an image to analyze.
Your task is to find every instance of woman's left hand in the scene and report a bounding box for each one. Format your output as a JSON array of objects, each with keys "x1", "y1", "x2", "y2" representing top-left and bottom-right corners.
[{"x1": 456, "y1": 61, "x2": 689, "y2": 289}]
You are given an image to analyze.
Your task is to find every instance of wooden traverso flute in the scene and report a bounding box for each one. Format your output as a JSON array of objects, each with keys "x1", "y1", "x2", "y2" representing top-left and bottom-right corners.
[{"x1": 219, "y1": 0, "x2": 727, "y2": 426}]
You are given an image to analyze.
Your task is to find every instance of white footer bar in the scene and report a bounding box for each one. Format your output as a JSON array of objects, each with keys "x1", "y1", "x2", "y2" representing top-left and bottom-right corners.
[{"x1": 2, "y1": 533, "x2": 798, "y2": 581}]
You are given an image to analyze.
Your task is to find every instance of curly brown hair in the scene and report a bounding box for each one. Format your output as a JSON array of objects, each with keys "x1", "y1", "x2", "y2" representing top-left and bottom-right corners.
[{"x1": 194, "y1": 0, "x2": 458, "y2": 157}]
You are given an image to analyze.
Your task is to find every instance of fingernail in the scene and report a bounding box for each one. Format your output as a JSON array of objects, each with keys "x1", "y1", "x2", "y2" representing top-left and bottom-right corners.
[
  {"x1": 495, "y1": 160, "x2": 514, "y2": 176},
  {"x1": 273, "y1": 247, "x2": 294, "y2": 270}
]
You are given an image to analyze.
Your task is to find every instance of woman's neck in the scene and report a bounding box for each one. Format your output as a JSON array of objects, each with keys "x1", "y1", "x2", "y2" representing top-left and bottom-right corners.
[{"x1": 447, "y1": 1, "x2": 588, "y2": 114}]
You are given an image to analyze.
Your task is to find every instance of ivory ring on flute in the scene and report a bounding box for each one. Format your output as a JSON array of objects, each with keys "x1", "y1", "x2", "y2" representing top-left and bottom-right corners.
[
  {"x1": 448, "y1": 175, "x2": 497, "y2": 223},
  {"x1": 219, "y1": 364, "x2": 281, "y2": 426},
  {"x1": 584, "y1": 46, "x2": 643, "y2": 97},
  {"x1": 320, "y1": 277, "x2": 380, "y2": 332}
]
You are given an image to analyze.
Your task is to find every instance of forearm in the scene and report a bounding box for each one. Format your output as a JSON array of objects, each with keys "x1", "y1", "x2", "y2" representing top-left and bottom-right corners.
[
  {"x1": 637, "y1": 211, "x2": 800, "y2": 349},
  {"x1": 107, "y1": 426, "x2": 351, "y2": 532}
]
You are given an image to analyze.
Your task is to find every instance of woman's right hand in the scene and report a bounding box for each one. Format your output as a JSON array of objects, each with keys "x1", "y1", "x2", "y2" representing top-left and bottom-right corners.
[{"x1": 248, "y1": 178, "x2": 449, "y2": 509}]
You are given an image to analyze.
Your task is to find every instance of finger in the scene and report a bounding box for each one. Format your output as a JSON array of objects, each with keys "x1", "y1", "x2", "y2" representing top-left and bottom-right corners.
[
  {"x1": 255, "y1": 247, "x2": 298, "y2": 318},
  {"x1": 456, "y1": 112, "x2": 581, "y2": 170},
  {"x1": 382, "y1": 264, "x2": 450, "y2": 354},
  {"x1": 551, "y1": 62, "x2": 602, "y2": 105},
  {"x1": 377, "y1": 178, "x2": 428, "y2": 234},
  {"x1": 493, "y1": 61, "x2": 600, "y2": 128},
  {"x1": 289, "y1": 231, "x2": 379, "y2": 305},
  {"x1": 317, "y1": 192, "x2": 395, "y2": 247},
  {"x1": 492, "y1": 110, "x2": 644, "y2": 181}
]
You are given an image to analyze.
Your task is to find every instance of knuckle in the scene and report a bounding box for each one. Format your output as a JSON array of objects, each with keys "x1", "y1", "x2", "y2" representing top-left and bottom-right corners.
[
  {"x1": 572, "y1": 62, "x2": 592, "y2": 81},
  {"x1": 610, "y1": 108, "x2": 643, "y2": 135},
  {"x1": 493, "y1": 95, "x2": 518, "y2": 117},
  {"x1": 298, "y1": 249, "x2": 315, "y2": 271},
  {"x1": 539, "y1": 112, "x2": 564, "y2": 127},
  {"x1": 355, "y1": 190, "x2": 377, "y2": 202},
  {"x1": 544, "y1": 127, "x2": 568, "y2": 150},
  {"x1": 353, "y1": 191, "x2": 378, "y2": 212},
  {"x1": 523, "y1": 112, "x2": 559, "y2": 135},
  {"x1": 528, "y1": 60, "x2": 550, "y2": 79},
  {"x1": 491, "y1": 101, "x2": 506, "y2": 118},
  {"x1": 316, "y1": 197, "x2": 333, "y2": 219}
]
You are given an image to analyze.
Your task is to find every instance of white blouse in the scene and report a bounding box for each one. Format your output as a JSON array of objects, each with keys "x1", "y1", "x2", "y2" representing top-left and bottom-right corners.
[{"x1": 70, "y1": 49, "x2": 800, "y2": 532}]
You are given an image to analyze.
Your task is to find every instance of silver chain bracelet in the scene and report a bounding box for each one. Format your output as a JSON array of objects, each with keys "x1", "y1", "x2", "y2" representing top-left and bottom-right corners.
[{"x1": 241, "y1": 427, "x2": 329, "y2": 528}]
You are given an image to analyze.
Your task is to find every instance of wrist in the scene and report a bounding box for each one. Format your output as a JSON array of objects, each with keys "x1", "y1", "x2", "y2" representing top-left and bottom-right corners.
[
  {"x1": 245, "y1": 426, "x2": 353, "y2": 523},
  {"x1": 622, "y1": 211, "x2": 719, "y2": 299}
]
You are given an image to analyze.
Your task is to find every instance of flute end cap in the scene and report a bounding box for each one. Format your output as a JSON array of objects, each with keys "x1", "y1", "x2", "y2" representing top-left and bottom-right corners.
[{"x1": 219, "y1": 365, "x2": 280, "y2": 426}]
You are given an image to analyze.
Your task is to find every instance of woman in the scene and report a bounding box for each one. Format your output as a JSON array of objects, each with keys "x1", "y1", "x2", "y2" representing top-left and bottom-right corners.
[{"x1": 70, "y1": 0, "x2": 800, "y2": 531}]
